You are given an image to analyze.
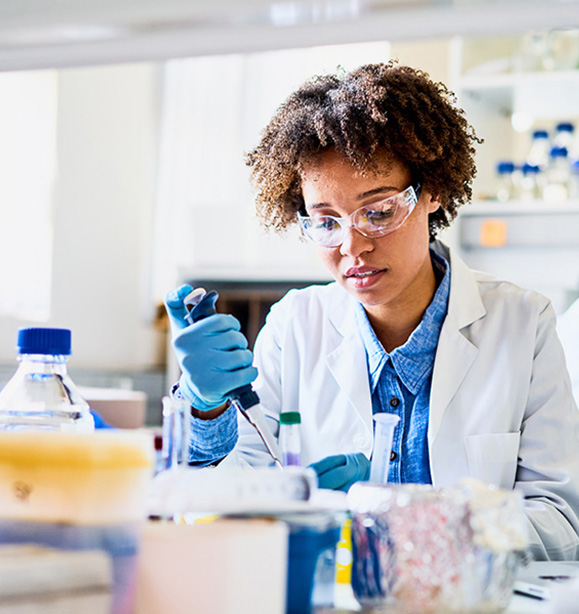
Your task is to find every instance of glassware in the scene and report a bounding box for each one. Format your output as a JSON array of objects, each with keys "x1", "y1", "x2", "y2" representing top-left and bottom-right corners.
[
  {"x1": 495, "y1": 161, "x2": 515, "y2": 202},
  {"x1": 520, "y1": 163, "x2": 541, "y2": 201},
  {"x1": 347, "y1": 481, "x2": 528, "y2": 613},
  {"x1": 0, "y1": 327, "x2": 94, "y2": 432},
  {"x1": 526, "y1": 129, "x2": 551, "y2": 170},
  {"x1": 279, "y1": 411, "x2": 302, "y2": 467},
  {"x1": 544, "y1": 146, "x2": 571, "y2": 202},
  {"x1": 369, "y1": 413, "x2": 400, "y2": 484}
]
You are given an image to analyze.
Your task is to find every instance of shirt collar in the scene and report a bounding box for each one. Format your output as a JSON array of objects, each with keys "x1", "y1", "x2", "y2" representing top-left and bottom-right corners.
[{"x1": 355, "y1": 249, "x2": 450, "y2": 395}]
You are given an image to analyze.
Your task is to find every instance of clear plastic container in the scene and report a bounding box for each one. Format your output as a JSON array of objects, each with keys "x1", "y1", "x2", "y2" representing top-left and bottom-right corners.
[
  {"x1": 0, "y1": 328, "x2": 94, "y2": 432},
  {"x1": 279, "y1": 411, "x2": 302, "y2": 467},
  {"x1": 0, "y1": 430, "x2": 154, "y2": 614}
]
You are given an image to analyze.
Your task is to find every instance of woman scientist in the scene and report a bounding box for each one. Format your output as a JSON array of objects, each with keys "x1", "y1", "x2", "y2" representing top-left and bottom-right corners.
[{"x1": 165, "y1": 61, "x2": 579, "y2": 561}]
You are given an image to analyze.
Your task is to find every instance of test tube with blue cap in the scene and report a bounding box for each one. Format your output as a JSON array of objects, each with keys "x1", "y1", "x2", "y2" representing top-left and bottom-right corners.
[
  {"x1": 183, "y1": 287, "x2": 283, "y2": 468},
  {"x1": 369, "y1": 413, "x2": 400, "y2": 483}
]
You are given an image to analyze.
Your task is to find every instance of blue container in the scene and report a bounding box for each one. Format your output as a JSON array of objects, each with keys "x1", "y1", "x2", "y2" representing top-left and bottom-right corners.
[{"x1": 285, "y1": 515, "x2": 341, "y2": 614}]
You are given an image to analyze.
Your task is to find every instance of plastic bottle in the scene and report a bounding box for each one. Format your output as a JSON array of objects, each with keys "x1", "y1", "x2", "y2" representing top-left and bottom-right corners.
[
  {"x1": 544, "y1": 146, "x2": 571, "y2": 202},
  {"x1": 279, "y1": 411, "x2": 301, "y2": 467},
  {"x1": 0, "y1": 327, "x2": 94, "y2": 431},
  {"x1": 496, "y1": 161, "x2": 515, "y2": 202},
  {"x1": 526, "y1": 129, "x2": 551, "y2": 170}
]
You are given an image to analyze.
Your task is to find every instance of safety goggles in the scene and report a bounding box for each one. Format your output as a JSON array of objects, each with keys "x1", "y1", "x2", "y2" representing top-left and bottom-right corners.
[{"x1": 297, "y1": 183, "x2": 422, "y2": 248}]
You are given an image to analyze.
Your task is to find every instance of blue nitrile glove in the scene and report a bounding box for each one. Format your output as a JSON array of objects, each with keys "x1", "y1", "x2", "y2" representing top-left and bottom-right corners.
[
  {"x1": 164, "y1": 284, "x2": 258, "y2": 411},
  {"x1": 309, "y1": 453, "x2": 370, "y2": 492}
]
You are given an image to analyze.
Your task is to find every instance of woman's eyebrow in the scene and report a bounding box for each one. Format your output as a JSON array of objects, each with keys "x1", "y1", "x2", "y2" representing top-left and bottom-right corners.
[
  {"x1": 306, "y1": 186, "x2": 400, "y2": 210},
  {"x1": 357, "y1": 186, "x2": 399, "y2": 200}
]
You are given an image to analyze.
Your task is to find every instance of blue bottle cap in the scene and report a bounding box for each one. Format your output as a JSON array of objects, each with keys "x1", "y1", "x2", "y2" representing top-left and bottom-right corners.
[
  {"x1": 532, "y1": 129, "x2": 549, "y2": 139},
  {"x1": 550, "y1": 146, "x2": 569, "y2": 158},
  {"x1": 17, "y1": 327, "x2": 72, "y2": 355},
  {"x1": 522, "y1": 163, "x2": 540, "y2": 174},
  {"x1": 556, "y1": 122, "x2": 574, "y2": 133},
  {"x1": 497, "y1": 161, "x2": 515, "y2": 174}
]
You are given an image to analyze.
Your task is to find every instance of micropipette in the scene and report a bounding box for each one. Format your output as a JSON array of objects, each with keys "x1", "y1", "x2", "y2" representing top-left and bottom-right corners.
[{"x1": 184, "y1": 288, "x2": 283, "y2": 469}]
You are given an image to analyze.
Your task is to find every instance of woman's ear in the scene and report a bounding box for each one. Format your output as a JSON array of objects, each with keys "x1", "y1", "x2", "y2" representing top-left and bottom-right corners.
[{"x1": 427, "y1": 195, "x2": 441, "y2": 214}]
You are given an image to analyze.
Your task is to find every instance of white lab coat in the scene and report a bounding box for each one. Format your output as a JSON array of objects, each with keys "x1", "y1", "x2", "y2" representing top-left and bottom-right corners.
[
  {"x1": 558, "y1": 297, "x2": 579, "y2": 404},
  {"x1": 229, "y1": 241, "x2": 579, "y2": 561}
]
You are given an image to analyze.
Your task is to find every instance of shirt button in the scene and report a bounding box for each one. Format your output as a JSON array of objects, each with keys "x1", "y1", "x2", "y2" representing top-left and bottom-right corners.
[
  {"x1": 390, "y1": 397, "x2": 400, "y2": 407},
  {"x1": 390, "y1": 451, "x2": 397, "y2": 461}
]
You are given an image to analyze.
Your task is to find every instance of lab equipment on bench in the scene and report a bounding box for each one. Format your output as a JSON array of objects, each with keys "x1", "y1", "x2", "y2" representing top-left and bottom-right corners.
[
  {"x1": 183, "y1": 287, "x2": 283, "y2": 468},
  {"x1": 279, "y1": 411, "x2": 302, "y2": 467},
  {"x1": 369, "y1": 413, "x2": 400, "y2": 484},
  {"x1": 348, "y1": 479, "x2": 529, "y2": 613},
  {"x1": 0, "y1": 327, "x2": 94, "y2": 432},
  {"x1": 0, "y1": 429, "x2": 153, "y2": 614}
]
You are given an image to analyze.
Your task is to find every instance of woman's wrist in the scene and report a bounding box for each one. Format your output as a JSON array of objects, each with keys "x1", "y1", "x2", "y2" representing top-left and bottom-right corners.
[{"x1": 190, "y1": 400, "x2": 231, "y2": 421}]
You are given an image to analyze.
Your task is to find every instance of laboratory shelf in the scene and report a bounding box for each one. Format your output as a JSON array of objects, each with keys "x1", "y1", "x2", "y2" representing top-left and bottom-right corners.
[{"x1": 461, "y1": 199, "x2": 579, "y2": 217}]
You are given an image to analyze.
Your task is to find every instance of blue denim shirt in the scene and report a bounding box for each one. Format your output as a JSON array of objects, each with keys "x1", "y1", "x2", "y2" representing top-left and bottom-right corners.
[{"x1": 354, "y1": 250, "x2": 450, "y2": 484}]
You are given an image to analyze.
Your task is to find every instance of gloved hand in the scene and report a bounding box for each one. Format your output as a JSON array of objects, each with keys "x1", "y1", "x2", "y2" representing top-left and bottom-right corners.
[
  {"x1": 309, "y1": 453, "x2": 370, "y2": 492},
  {"x1": 164, "y1": 284, "x2": 258, "y2": 411}
]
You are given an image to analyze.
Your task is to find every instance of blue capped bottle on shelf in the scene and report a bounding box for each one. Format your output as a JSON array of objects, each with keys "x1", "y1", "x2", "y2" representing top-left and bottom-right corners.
[
  {"x1": 0, "y1": 327, "x2": 94, "y2": 431},
  {"x1": 544, "y1": 146, "x2": 570, "y2": 202},
  {"x1": 526, "y1": 129, "x2": 551, "y2": 170},
  {"x1": 495, "y1": 161, "x2": 516, "y2": 202}
]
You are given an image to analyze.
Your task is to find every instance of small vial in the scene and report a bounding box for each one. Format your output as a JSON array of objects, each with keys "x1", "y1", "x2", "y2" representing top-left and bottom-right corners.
[{"x1": 279, "y1": 411, "x2": 301, "y2": 467}]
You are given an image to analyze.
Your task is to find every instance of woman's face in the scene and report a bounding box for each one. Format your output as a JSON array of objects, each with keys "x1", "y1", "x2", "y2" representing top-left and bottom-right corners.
[{"x1": 300, "y1": 149, "x2": 440, "y2": 320}]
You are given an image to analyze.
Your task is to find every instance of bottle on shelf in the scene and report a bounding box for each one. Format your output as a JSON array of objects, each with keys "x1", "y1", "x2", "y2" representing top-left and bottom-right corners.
[
  {"x1": 520, "y1": 163, "x2": 541, "y2": 201},
  {"x1": 279, "y1": 411, "x2": 302, "y2": 467},
  {"x1": 544, "y1": 146, "x2": 571, "y2": 202},
  {"x1": 526, "y1": 129, "x2": 551, "y2": 170},
  {"x1": 553, "y1": 122, "x2": 576, "y2": 159},
  {"x1": 495, "y1": 161, "x2": 516, "y2": 202},
  {"x1": 0, "y1": 327, "x2": 94, "y2": 431},
  {"x1": 570, "y1": 159, "x2": 579, "y2": 200}
]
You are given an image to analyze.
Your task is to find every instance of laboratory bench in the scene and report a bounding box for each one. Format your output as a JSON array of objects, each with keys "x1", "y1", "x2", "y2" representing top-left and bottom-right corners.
[{"x1": 316, "y1": 561, "x2": 579, "y2": 613}]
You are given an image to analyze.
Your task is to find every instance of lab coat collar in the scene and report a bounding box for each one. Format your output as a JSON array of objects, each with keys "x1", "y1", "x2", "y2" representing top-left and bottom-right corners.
[{"x1": 429, "y1": 241, "x2": 487, "y2": 448}]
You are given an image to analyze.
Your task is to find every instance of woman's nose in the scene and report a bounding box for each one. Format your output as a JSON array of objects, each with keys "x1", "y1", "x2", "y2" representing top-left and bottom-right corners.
[{"x1": 339, "y1": 225, "x2": 374, "y2": 257}]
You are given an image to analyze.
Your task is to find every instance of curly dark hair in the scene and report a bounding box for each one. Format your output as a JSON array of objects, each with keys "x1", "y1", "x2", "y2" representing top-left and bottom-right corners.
[{"x1": 245, "y1": 60, "x2": 481, "y2": 240}]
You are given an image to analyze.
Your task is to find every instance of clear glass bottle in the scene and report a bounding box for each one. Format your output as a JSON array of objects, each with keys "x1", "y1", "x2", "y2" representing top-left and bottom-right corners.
[
  {"x1": 279, "y1": 411, "x2": 301, "y2": 467},
  {"x1": 526, "y1": 129, "x2": 551, "y2": 170},
  {"x1": 0, "y1": 327, "x2": 94, "y2": 431},
  {"x1": 495, "y1": 161, "x2": 515, "y2": 202},
  {"x1": 544, "y1": 146, "x2": 571, "y2": 202},
  {"x1": 520, "y1": 163, "x2": 541, "y2": 201},
  {"x1": 553, "y1": 122, "x2": 576, "y2": 160}
]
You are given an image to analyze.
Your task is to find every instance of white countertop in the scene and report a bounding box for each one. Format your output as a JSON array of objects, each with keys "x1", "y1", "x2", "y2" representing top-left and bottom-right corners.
[{"x1": 325, "y1": 561, "x2": 579, "y2": 614}]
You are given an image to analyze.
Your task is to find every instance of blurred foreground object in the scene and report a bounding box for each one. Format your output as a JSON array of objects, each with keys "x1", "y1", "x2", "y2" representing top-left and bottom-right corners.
[
  {"x1": 0, "y1": 430, "x2": 153, "y2": 614},
  {"x1": 348, "y1": 479, "x2": 528, "y2": 613}
]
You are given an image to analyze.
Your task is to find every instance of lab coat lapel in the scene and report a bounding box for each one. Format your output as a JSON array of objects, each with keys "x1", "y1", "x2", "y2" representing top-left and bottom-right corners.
[
  {"x1": 325, "y1": 294, "x2": 373, "y2": 432},
  {"x1": 429, "y1": 245, "x2": 486, "y2": 442}
]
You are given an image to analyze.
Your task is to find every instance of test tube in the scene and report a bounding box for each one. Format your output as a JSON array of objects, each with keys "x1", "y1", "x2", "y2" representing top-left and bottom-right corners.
[
  {"x1": 369, "y1": 413, "x2": 400, "y2": 484},
  {"x1": 161, "y1": 396, "x2": 190, "y2": 471}
]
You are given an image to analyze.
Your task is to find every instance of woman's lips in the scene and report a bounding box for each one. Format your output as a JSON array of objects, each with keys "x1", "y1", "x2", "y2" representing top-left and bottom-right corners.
[{"x1": 344, "y1": 266, "x2": 386, "y2": 288}]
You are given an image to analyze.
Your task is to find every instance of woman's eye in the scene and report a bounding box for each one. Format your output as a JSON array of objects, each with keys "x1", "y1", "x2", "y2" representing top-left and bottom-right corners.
[
  {"x1": 314, "y1": 217, "x2": 338, "y2": 231},
  {"x1": 365, "y1": 208, "x2": 395, "y2": 225}
]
